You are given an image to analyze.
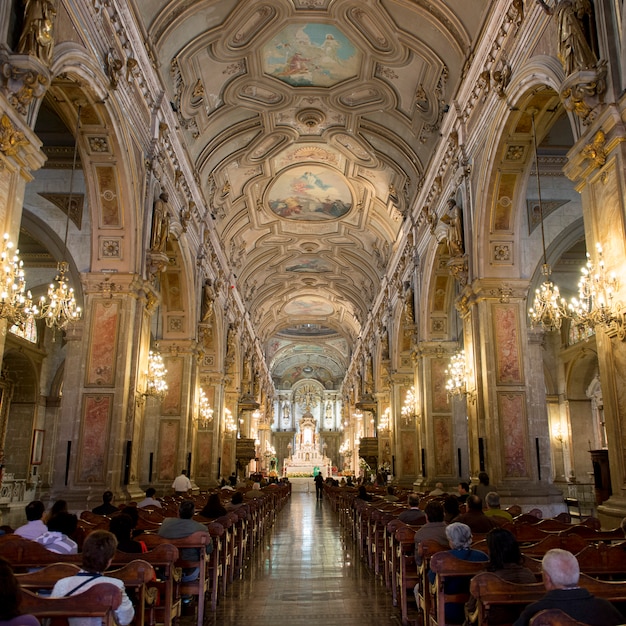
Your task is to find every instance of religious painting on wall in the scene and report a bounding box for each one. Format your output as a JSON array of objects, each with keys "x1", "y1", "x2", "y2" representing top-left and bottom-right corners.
[
  {"x1": 492, "y1": 304, "x2": 523, "y2": 385},
  {"x1": 498, "y1": 392, "x2": 529, "y2": 478},
  {"x1": 86, "y1": 300, "x2": 119, "y2": 387},
  {"x1": 158, "y1": 420, "x2": 179, "y2": 481},
  {"x1": 263, "y1": 23, "x2": 360, "y2": 87},
  {"x1": 77, "y1": 394, "x2": 112, "y2": 483},
  {"x1": 268, "y1": 165, "x2": 352, "y2": 220}
]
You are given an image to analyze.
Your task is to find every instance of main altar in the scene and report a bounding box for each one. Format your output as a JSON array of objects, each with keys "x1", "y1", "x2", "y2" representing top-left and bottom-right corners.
[{"x1": 283, "y1": 410, "x2": 331, "y2": 477}]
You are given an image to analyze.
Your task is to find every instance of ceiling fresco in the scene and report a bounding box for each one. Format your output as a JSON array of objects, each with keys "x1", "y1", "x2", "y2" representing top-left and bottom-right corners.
[{"x1": 135, "y1": 0, "x2": 491, "y2": 388}]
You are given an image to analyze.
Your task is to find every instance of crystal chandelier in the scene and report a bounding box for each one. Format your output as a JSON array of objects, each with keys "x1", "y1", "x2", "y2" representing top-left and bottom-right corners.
[
  {"x1": 197, "y1": 388, "x2": 214, "y2": 429},
  {"x1": 38, "y1": 261, "x2": 81, "y2": 329},
  {"x1": 38, "y1": 104, "x2": 83, "y2": 332},
  {"x1": 445, "y1": 350, "x2": 467, "y2": 396},
  {"x1": 144, "y1": 349, "x2": 168, "y2": 398},
  {"x1": 527, "y1": 110, "x2": 568, "y2": 331},
  {"x1": 377, "y1": 407, "x2": 391, "y2": 433},
  {"x1": 0, "y1": 234, "x2": 38, "y2": 328},
  {"x1": 401, "y1": 386, "x2": 418, "y2": 425},
  {"x1": 569, "y1": 243, "x2": 619, "y2": 333},
  {"x1": 224, "y1": 408, "x2": 237, "y2": 433}
]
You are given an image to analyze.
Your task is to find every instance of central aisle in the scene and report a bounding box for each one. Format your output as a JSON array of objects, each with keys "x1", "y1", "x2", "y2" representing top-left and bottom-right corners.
[{"x1": 205, "y1": 490, "x2": 403, "y2": 625}]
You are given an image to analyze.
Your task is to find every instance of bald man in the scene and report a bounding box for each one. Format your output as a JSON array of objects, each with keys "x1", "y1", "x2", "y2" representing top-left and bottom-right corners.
[{"x1": 513, "y1": 549, "x2": 623, "y2": 626}]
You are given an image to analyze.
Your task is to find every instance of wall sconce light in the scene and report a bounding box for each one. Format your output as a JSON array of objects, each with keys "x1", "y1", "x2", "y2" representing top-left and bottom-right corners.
[
  {"x1": 445, "y1": 350, "x2": 467, "y2": 396},
  {"x1": 144, "y1": 349, "x2": 168, "y2": 399},
  {"x1": 378, "y1": 407, "x2": 391, "y2": 433},
  {"x1": 401, "y1": 387, "x2": 418, "y2": 425}
]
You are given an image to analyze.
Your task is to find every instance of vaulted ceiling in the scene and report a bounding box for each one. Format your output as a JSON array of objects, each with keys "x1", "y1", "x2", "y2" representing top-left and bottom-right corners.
[{"x1": 133, "y1": 0, "x2": 491, "y2": 389}]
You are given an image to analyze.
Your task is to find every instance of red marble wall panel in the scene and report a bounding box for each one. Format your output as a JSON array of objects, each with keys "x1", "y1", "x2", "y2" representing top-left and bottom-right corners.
[
  {"x1": 86, "y1": 300, "x2": 119, "y2": 387},
  {"x1": 400, "y1": 431, "x2": 416, "y2": 475},
  {"x1": 158, "y1": 419, "x2": 179, "y2": 481},
  {"x1": 493, "y1": 304, "x2": 523, "y2": 385},
  {"x1": 498, "y1": 392, "x2": 529, "y2": 478},
  {"x1": 434, "y1": 416, "x2": 453, "y2": 475},
  {"x1": 162, "y1": 357, "x2": 183, "y2": 415},
  {"x1": 431, "y1": 358, "x2": 448, "y2": 412},
  {"x1": 196, "y1": 431, "x2": 213, "y2": 478},
  {"x1": 222, "y1": 438, "x2": 234, "y2": 477},
  {"x1": 77, "y1": 394, "x2": 112, "y2": 483}
]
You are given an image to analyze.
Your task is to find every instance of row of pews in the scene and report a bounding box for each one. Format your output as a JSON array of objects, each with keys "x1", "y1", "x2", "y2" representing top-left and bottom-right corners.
[
  {"x1": 0, "y1": 482, "x2": 291, "y2": 626},
  {"x1": 325, "y1": 485, "x2": 626, "y2": 626}
]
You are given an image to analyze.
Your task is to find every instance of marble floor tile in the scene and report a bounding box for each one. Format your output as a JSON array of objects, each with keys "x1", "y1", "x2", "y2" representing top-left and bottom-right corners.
[{"x1": 200, "y1": 492, "x2": 404, "y2": 625}]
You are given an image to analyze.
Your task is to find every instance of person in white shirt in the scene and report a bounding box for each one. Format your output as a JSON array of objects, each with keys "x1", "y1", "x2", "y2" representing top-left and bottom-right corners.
[
  {"x1": 35, "y1": 512, "x2": 78, "y2": 555},
  {"x1": 51, "y1": 530, "x2": 134, "y2": 626},
  {"x1": 14, "y1": 500, "x2": 47, "y2": 540},
  {"x1": 172, "y1": 470, "x2": 192, "y2": 495},
  {"x1": 137, "y1": 487, "x2": 162, "y2": 508}
]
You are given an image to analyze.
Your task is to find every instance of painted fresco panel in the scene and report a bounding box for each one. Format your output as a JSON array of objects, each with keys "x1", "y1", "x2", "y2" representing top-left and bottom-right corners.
[
  {"x1": 434, "y1": 416, "x2": 453, "y2": 475},
  {"x1": 433, "y1": 275, "x2": 448, "y2": 311},
  {"x1": 158, "y1": 420, "x2": 179, "y2": 481},
  {"x1": 284, "y1": 296, "x2": 334, "y2": 316},
  {"x1": 77, "y1": 394, "x2": 112, "y2": 483},
  {"x1": 95, "y1": 165, "x2": 121, "y2": 227},
  {"x1": 493, "y1": 304, "x2": 523, "y2": 385},
  {"x1": 162, "y1": 357, "x2": 183, "y2": 415},
  {"x1": 268, "y1": 166, "x2": 352, "y2": 220},
  {"x1": 264, "y1": 24, "x2": 360, "y2": 87},
  {"x1": 498, "y1": 392, "x2": 529, "y2": 477},
  {"x1": 431, "y1": 359, "x2": 448, "y2": 412},
  {"x1": 86, "y1": 300, "x2": 119, "y2": 387},
  {"x1": 400, "y1": 430, "x2": 417, "y2": 475},
  {"x1": 196, "y1": 431, "x2": 213, "y2": 478}
]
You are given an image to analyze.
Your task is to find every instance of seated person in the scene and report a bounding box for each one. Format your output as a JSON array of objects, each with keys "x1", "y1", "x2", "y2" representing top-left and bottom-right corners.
[
  {"x1": 429, "y1": 522, "x2": 488, "y2": 624},
  {"x1": 414, "y1": 500, "x2": 448, "y2": 565},
  {"x1": 443, "y1": 495, "x2": 460, "y2": 523},
  {"x1": 92, "y1": 490, "x2": 118, "y2": 516},
  {"x1": 483, "y1": 492, "x2": 513, "y2": 523},
  {"x1": 356, "y1": 485, "x2": 373, "y2": 501},
  {"x1": 226, "y1": 491, "x2": 245, "y2": 511},
  {"x1": 429, "y1": 482, "x2": 446, "y2": 496},
  {"x1": 35, "y1": 512, "x2": 78, "y2": 554},
  {"x1": 109, "y1": 514, "x2": 144, "y2": 553},
  {"x1": 137, "y1": 487, "x2": 162, "y2": 509},
  {"x1": 457, "y1": 482, "x2": 470, "y2": 504},
  {"x1": 51, "y1": 530, "x2": 135, "y2": 626},
  {"x1": 0, "y1": 557, "x2": 39, "y2": 626},
  {"x1": 383, "y1": 486, "x2": 400, "y2": 502},
  {"x1": 465, "y1": 527, "x2": 535, "y2": 624},
  {"x1": 199, "y1": 493, "x2": 227, "y2": 519},
  {"x1": 158, "y1": 500, "x2": 213, "y2": 582},
  {"x1": 513, "y1": 549, "x2": 623, "y2": 626},
  {"x1": 14, "y1": 500, "x2": 47, "y2": 540},
  {"x1": 44, "y1": 499, "x2": 68, "y2": 524},
  {"x1": 457, "y1": 495, "x2": 499, "y2": 533},
  {"x1": 398, "y1": 493, "x2": 426, "y2": 525}
]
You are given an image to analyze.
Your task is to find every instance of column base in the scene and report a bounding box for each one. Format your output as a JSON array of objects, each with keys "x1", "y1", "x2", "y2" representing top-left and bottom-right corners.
[{"x1": 596, "y1": 495, "x2": 626, "y2": 529}]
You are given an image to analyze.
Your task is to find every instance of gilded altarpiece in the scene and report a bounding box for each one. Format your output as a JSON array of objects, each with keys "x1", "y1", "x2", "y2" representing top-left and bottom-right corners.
[
  {"x1": 77, "y1": 394, "x2": 112, "y2": 483},
  {"x1": 85, "y1": 300, "x2": 120, "y2": 387}
]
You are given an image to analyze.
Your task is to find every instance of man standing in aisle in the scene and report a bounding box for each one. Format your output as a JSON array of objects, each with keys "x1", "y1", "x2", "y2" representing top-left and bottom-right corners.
[
  {"x1": 172, "y1": 469, "x2": 192, "y2": 496},
  {"x1": 314, "y1": 471, "x2": 324, "y2": 500}
]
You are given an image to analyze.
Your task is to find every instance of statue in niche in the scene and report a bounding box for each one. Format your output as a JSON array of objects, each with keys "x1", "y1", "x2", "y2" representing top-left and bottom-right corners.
[
  {"x1": 18, "y1": 0, "x2": 57, "y2": 65},
  {"x1": 200, "y1": 279, "x2": 215, "y2": 323},
  {"x1": 381, "y1": 325, "x2": 390, "y2": 360},
  {"x1": 404, "y1": 287, "x2": 415, "y2": 325},
  {"x1": 537, "y1": 0, "x2": 598, "y2": 74},
  {"x1": 440, "y1": 198, "x2": 464, "y2": 258},
  {"x1": 150, "y1": 191, "x2": 170, "y2": 253}
]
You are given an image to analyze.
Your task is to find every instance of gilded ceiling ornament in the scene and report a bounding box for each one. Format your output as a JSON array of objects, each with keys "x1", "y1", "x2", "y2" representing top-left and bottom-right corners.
[
  {"x1": 581, "y1": 130, "x2": 607, "y2": 168},
  {"x1": 0, "y1": 114, "x2": 29, "y2": 157}
]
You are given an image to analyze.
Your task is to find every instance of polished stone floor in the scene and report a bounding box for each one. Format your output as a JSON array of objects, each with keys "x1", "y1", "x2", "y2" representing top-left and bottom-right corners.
[{"x1": 202, "y1": 491, "x2": 403, "y2": 626}]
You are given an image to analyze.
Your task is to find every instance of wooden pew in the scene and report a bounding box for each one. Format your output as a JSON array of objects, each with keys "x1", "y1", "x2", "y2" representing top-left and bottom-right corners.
[
  {"x1": 470, "y1": 572, "x2": 626, "y2": 626},
  {"x1": 0, "y1": 535, "x2": 82, "y2": 569},
  {"x1": 21, "y1": 582, "x2": 122, "y2": 626},
  {"x1": 394, "y1": 524, "x2": 420, "y2": 625},
  {"x1": 415, "y1": 540, "x2": 448, "y2": 626},
  {"x1": 16, "y1": 560, "x2": 156, "y2": 626},
  {"x1": 428, "y1": 551, "x2": 490, "y2": 626},
  {"x1": 113, "y1": 543, "x2": 181, "y2": 626},
  {"x1": 143, "y1": 530, "x2": 213, "y2": 626},
  {"x1": 521, "y1": 534, "x2": 587, "y2": 558},
  {"x1": 574, "y1": 542, "x2": 626, "y2": 579}
]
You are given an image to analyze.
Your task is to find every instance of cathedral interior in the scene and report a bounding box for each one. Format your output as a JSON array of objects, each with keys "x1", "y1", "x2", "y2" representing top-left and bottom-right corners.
[{"x1": 1, "y1": 0, "x2": 626, "y2": 525}]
